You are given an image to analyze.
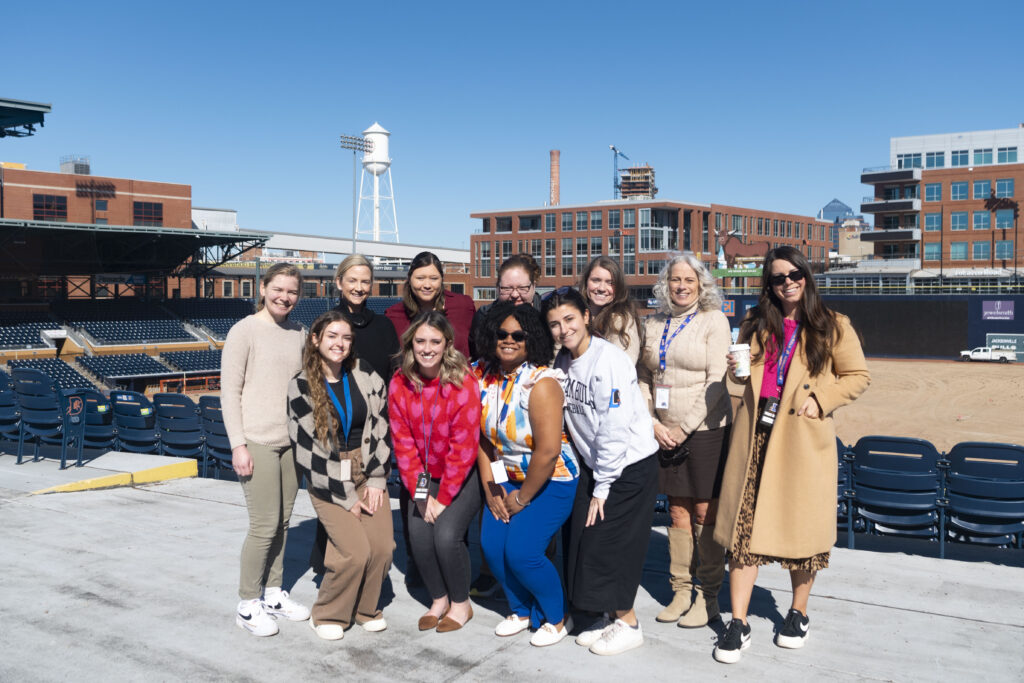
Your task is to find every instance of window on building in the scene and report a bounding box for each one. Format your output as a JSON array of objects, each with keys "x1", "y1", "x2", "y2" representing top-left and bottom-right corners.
[
  {"x1": 576, "y1": 212, "x2": 588, "y2": 231},
  {"x1": 561, "y1": 238, "x2": 572, "y2": 257},
  {"x1": 623, "y1": 209, "x2": 636, "y2": 230},
  {"x1": 379, "y1": 282, "x2": 398, "y2": 296},
  {"x1": 576, "y1": 237, "x2": 587, "y2": 258},
  {"x1": 973, "y1": 180, "x2": 991, "y2": 199},
  {"x1": 924, "y1": 243, "x2": 940, "y2": 261},
  {"x1": 786, "y1": 221, "x2": 792, "y2": 238},
  {"x1": 646, "y1": 260, "x2": 666, "y2": 275},
  {"x1": 925, "y1": 152, "x2": 945, "y2": 168},
  {"x1": 519, "y1": 214, "x2": 541, "y2": 232},
  {"x1": 897, "y1": 153, "x2": 922, "y2": 168},
  {"x1": 701, "y1": 213, "x2": 709, "y2": 253},
  {"x1": 241, "y1": 280, "x2": 252, "y2": 298},
  {"x1": 883, "y1": 186, "x2": 900, "y2": 200},
  {"x1": 474, "y1": 287, "x2": 496, "y2": 300},
  {"x1": 531, "y1": 239, "x2": 542, "y2": 259},
  {"x1": 608, "y1": 210, "x2": 620, "y2": 231},
  {"x1": 995, "y1": 178, "x2": 1014, "y2": 198},
  {"x1": 996, "y1": 209, "x2": 1014, "y2": 229},
  {"x1": 133, "y1": 202, "x2": 163, "y2": 226},
  {"x1": 997, "y1": 146, "x2": 1018, "y2": 163},
  {"x1": 95, "y1": 217, "x2": 108, "y2": 224},
  {"x1": 904, "y1": 184, "x2": 919, "y2": 199},
  {"x1": 544, "y1": 213, "x2": 556, "y2": 232},
  {"x1": 608, "y1": 233, "x2": 620, "y2": 254},
  {"x1": 561, "y1": 212, "x2": 572, "y2": 231},
  {"x1": 576, "y1": 258, "x2": 586, "y2": 275},
  {"x1": 545, "y1": 256, "x2": 555, "y2": 277},
  {"x1": 591, "y1": 236, "x2": 602, "y2": 256},
  {"x1": 904, "y1": 214, "x2": 918, "y2": 229},
  {"x1": 771, "y1": 219, "x2": 778, "y2": 236},
  {"x1": 950, "y1": 242, "x2": 968, "y2": 260},
  {"x1": 94, "y1": 199, "x2": 108, "y2": 211},
  {"x1": 562, "y1": 257, "x2": 573, "y2": 276},
  {"x1": 495, "y1": 217, "x2": 512, "y2": 233},
  {"x1": 951, "y1": 149, "x2": 968, "y2": 166},
  {"x1": 925, "y1": 183, "x2": 942, "y2": 201},
  {"x1": 973, "y1": 211, "x2": 991, "y2": 230},
  {"x1": 33, "y1": 194, "x2": 68, "y2": 221},
  {"x1": 995, "y1": 240, "x2": 1014, "y2": 259},
  {"x1": 545, "y1": 238, "x2": 556, "y2": 257},
  {"x1": 623, "y1": 234, "x2": 636, "y2": 254},
  {"x1": 950, "y1": 182, "x2": 968, "y2": 200},
  {"x1": 883, "y1": 215, "x2": 900, "y2": 230},
  {"x1": 623, "y1": 253, "x2": 635, "y2": 275},
  {"x1": 223, "y1": 281, "x2": 235, "y2": 297},
  {"x1": 448, "y1": 283, "x2": 465, "y2": 295},
  {"x1": 924, "y1": 213, "x2": 941, "y2": 231},
  {"x1": 640, "y1": 208, "x2": 652, "y2": 228},
  {"x1": 481, "y1": 218, "x2": 491, "y2": 233},
  {"x1": 950, "y1": 211, "x2": 968, "y2": 230},
  {"x1": 974, "y1": 148, "x2": 993, "y2": 165},
  {"x1": 590, "y1": 211, "x2": 602, "y2": 231},
  {"x1": 795, "y1": 222, "x2": 801, "y2": 239},
  {"x1": 757, "y1": 217, "x2": 763, "y2": 235},
  {"x1": 973, "y1": 241, "x2": 990, "y2": 260},
  {"x1": 303, "y1": 282, "x2": 318, "y2": 298}
]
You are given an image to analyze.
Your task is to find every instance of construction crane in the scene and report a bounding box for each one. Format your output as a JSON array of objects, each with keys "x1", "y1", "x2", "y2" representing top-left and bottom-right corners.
[{"x1": 610, "y1": 145, "x2": 629, "y2": 199}]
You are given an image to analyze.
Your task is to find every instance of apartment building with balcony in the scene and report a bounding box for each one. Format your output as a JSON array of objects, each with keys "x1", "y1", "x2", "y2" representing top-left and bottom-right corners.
[
  {"x1": 469, "y1": 199, "x2": 831, "y2": 303},
  {"x1": 858, "y1": 126, "x2": 1022, "y2": 291}
]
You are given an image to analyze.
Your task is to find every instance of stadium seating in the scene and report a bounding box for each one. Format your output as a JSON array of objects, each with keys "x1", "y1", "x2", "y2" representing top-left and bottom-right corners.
[
  {"x1": 7, "y1": 358, "x2": 93, "y2": 390},
  {"x1": 54, "y1": 300, "x2": 195, "y2": 345},
  {"x1": 11, "y1": 368, "x2": 67, "y2": 464},
  {"x1": 77, "y1": 353, "x2": 173, "y2": 382},
  {"x1": 366, "y1": 297, "x2": 400, "y2": 315},
  {"x1": 0, "y1": 371, "x2": 20, "y2": 445},
  {"x1": 110, "y1": 391, "x2": 160, "y2": 454},
  {"x1": 0, "y1": 310, "x2": 60, "y2": 350},
  {"x1": 290, "y1": 297, "x2": 332, "y2": 327},
  {"x1": 199, "y1": 398, "x2": 233, "y2": 479},
  {"x1": 946, "y1": 442, "x2": 1024, "y2": 548},
  {"x1": 165, "y1": 299, "x2": 254, "y2": 341},
  {"x1": 162, "y1": 350, "x2": 222, "y2": 373},
  {"x1": 61, "y1": 389, "x2": 116, "y2": 468},
  {"x1": 152, "y1": 393, "x2": 206, "y2": 473}
]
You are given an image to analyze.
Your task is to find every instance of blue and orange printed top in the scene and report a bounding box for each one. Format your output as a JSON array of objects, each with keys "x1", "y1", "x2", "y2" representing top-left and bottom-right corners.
[{"x1": 473, "y1": 360, "x2": 579, "y2": 483}]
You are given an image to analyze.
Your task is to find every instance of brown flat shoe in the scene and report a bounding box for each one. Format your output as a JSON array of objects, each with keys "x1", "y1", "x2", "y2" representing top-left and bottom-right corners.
[
  {"x1": 418, "y1": 608, "x2": 448, "y2": 631},
  {"x1": 436, "y1": 606, "x2": 473, "y2": 633}
]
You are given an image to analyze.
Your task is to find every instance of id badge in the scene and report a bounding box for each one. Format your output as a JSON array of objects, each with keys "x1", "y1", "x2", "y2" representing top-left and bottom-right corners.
[
  {"x1": 414, "y1": 471, "x2": 430, "y2": 501},
  {"x1": 338, "y1": 459, "x2": 352, "y2": 482},
  {"x1": 655, "y1": 384, "x2": 671, "y2": 410},
  {"x1": 759, "y1": 396, "x2": 780, "y2": 429},
  {"x1": 490, "y1": 460, "x2": 509, "y2": 484}
]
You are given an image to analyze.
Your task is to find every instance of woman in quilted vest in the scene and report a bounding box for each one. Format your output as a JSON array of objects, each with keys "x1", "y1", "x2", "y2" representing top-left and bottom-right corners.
[{"x1": 288, "y1": 310, "x2": 395, "y2": 641}]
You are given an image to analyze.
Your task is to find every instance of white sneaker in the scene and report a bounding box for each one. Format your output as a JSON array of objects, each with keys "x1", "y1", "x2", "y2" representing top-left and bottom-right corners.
[
  {"x1": 589, "y1": 618, "x2": 644, "y2": 656},
  {"x1": 236, "y1": 598, "x2": 279, "y2": 637},
  {"x1": 530, "y1": 616, "x2": 573, "y2": 647},
  {"x1": 575, "y1": 613, "x2": 612, "y2": 647},
  {"x1": 360, "y1": 616, "x2": 388, "y2": 633},
  {"x1": 309, "y1": 618, "x2": 344, "y2": 641},
  {"x1": 495, "y1": 614, "x2": 531, "y2": 637},
  {"x1": 262, "y1": 588, "x2": 310, "y2": 622}
]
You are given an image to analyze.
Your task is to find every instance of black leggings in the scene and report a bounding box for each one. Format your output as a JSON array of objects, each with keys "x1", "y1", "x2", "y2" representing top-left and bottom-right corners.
[{"x1": 406, "y1": 468, "x2": 482, "y2": 603}]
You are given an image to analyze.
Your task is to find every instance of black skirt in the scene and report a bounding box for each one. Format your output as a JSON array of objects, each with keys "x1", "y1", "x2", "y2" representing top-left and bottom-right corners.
[
  {"x1": 657, "y1": 426, "x2": 730, "y2": 499},
  {"x1": 566, "y1": 455, "x2": 659, "y2": 612}
]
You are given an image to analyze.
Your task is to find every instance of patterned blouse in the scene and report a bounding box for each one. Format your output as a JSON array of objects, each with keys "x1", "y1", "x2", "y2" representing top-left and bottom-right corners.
[{"x1": 474, "y1": 360, "x2": 579, "y2": 483}]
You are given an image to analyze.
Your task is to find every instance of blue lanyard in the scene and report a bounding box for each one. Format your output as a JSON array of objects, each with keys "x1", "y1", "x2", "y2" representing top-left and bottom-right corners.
[
  {"x1": 419, "y1": 384, "x2": 442, "y2": 472},
  {"x1": 776, "y1": 323, "x2": 801, "y2": 388},
  {"x1": 659, "y1": 312, "x2": 698, "y2": 373},
  {"x1": 324, "y1": 374, "x2": 353, "y2": 444}
]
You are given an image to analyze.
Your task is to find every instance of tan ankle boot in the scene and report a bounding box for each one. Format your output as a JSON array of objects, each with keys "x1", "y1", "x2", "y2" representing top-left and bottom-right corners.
[
  {"x1": 678, "y1": 523, "x2": 725, "y2": 628},
  {"x1": 656, "y1": 526, "x2": 696, "y2": 623}
]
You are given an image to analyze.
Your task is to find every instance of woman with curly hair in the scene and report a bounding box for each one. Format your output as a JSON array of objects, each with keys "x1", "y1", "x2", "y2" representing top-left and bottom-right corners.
[
  {"x1": 578, "y1": 255, "x2": 642, "y2": 364},
  {"x1": 288, "y1": 311, "x2": 394, "y2": 641},
  {"x1": 388, "y1": 312, "x2": 482, "y2": 633},
  {"x1": 712, "y1": 246, "x2": 869, "y2": 664},
  {"x1": 474, "y1": 301, "x2": 578, "y2": 647}
]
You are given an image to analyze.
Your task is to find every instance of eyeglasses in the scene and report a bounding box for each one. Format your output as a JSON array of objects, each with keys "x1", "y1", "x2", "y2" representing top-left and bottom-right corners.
[
  {"x1": 541, "y1": 286, "x2": 571, "y2": 301},
  {"x1": 768, "y1": 269, "x2": 805, "y2": 287},
  {"x1": 498, "y1": 285, "x2": 533, "y2": 296},
  {"x1": 496, "y1": 330, "x2": 527, "y2": 342}
]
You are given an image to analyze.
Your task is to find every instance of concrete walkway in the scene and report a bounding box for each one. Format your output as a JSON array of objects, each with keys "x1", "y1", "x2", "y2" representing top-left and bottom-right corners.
[{"x1": 1, "y1": 452, "x2": 1022, "y2": 682}]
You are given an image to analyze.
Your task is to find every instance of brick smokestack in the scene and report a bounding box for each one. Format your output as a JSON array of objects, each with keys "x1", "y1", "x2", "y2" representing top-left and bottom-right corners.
[{"x1": 549, "y1": 150, "x2": 560, "y2": 206}]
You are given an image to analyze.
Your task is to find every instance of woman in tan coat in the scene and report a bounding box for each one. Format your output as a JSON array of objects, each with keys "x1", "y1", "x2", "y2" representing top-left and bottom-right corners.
[{"x1": 712, "y1": 246, "x2": 869, "y2": 664}]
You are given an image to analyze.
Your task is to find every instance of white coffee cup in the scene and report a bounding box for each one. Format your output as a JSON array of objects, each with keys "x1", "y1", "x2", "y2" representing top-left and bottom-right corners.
[{"x1": 729, "y1": 343, "x2": 751, "y2": 378}]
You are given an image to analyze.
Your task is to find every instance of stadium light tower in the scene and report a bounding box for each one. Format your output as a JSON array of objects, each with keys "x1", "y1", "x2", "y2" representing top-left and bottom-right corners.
[{"x1": 340, "y1": 133, "x2": 374, "y2": 247}]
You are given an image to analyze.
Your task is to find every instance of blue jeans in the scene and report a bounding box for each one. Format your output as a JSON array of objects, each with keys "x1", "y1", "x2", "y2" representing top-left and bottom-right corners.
[{"x1": 481, "y1": 478, "x2": 577, "y2": 627}]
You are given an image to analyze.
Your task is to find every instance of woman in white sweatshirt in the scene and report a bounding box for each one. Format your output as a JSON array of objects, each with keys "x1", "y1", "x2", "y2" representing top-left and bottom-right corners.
[{"x1": 542, "y1": 287, "x2": 659, "y2": 657}]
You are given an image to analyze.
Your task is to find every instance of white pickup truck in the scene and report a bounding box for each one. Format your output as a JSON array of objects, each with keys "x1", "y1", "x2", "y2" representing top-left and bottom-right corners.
[{"x1": 959, "y1": 347, "x2": 1018, "y2": 363}]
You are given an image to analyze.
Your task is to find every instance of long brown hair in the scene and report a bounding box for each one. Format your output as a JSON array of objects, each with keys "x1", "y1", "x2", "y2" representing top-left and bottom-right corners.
[
  {"x1": 397, "y1": 311, "x2": 469, "y2": 392},
  {"x1": 302, "y1": 311, "x2": 357, "y2": 450},
  {"x1": 739, "y1": 246, "x2": 839, "y2": 377},
  {"x1": 256, "y1": 263, "x2": 303, "y2": 312},
  {"x1": 578, "y1": 255, "x2": 641, "y2": 350},
  {"x1": 401, "y1": 251, "x2": 446, "y2": 317}
]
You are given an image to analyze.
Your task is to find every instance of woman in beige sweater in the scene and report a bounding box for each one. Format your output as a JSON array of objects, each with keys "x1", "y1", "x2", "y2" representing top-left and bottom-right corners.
[
  {"x1": 578, "y1": 256, "x2": 642, "y2": 364},
  {"x1": 638, "y1": 252, "x2": 732, "y2": 629},
  {"x1": 222, "y1": 263, "x2": 310, "y2": 637}
]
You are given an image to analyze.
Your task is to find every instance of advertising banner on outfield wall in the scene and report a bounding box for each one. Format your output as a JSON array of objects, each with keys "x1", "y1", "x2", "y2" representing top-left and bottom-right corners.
[{"x1": 987, "y1": 334, "x2": 1024, "y2": 354}]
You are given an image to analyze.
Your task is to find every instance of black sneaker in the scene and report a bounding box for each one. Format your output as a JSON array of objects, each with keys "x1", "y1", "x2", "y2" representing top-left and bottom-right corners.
[
  {"x1": 775, "y1": 608, "x2": 809, "y2": 649},
  {"x1": 713, "y1": 619, "x2": 751, "y2": 664},
  {"x1": 470, "y1": 573, "x2": 500, "y2": 598}
]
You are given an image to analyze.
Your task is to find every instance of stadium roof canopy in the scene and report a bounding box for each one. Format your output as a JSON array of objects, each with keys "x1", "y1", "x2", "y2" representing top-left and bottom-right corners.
[
  {"x1": 0, "y1": 218, "x2": 269, "y2": 276},
  {"x1": 0, "y1": 98, "x2": 52, "y2": 138}
]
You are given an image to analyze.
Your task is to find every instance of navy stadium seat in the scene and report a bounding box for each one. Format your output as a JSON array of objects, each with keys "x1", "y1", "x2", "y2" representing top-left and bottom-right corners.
[
  {"x1": 12, "y1": 369, "x2": 67, "y2": 465},
  {"x1": 110, "y1": 391, "x2": 160, "y2": 454},
  {"x1": 946, "y1": 442, "x2": 1024, "y2": 548},
  {"x1": 152, "y1": 393, "x2": 206, "y2": 473}
]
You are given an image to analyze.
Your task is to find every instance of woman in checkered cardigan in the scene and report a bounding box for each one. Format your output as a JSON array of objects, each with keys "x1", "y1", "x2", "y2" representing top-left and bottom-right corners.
[{"x1": 288, "y1": 310, "x2": 394, "y2": 641}]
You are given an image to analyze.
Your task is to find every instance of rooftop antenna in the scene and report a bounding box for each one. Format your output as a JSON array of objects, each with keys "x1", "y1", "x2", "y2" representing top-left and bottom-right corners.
[{"x1": 610, "y1": 145, "x2": 629, "y2": 198}]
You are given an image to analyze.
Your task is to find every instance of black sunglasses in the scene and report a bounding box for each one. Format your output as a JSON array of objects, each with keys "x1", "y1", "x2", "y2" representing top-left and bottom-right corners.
[
  {"x1": 768, "y1": 269, "x2": 805, "y2": 287},
  {"x1": 541, "y1": 286, "x2": 571, "y2": 301},
  {"x1": 496, "y1": 330, "x2": 527, "y2": 342}
]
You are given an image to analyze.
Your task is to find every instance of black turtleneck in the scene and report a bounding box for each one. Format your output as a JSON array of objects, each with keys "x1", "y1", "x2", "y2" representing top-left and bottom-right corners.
[{"x1": 332, "y1": 303, "x2": 400, "y2": 386}]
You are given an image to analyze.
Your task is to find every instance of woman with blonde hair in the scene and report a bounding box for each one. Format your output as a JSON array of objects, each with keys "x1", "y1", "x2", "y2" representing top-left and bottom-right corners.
[
  {"x1": 222, "y1": 262, "x2": 310, "y2": 636},
  {"x1": 388, "y1": 312, "x2": 482, "y2": 632},
  {"x1": 289, "y1": 310, "x2": 394, "y2": 640},
  {"x1": 637, "y1": 252, "x2": 732, "y2": 629},
  {"x1": 578, "y1": 255, "x2": 642, "y2": 364}
]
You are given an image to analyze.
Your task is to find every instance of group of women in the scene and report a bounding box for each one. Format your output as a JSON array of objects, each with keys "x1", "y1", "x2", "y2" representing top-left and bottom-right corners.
[{"x1": 221, "y1": 244, "x2": 869, "y2": 663}]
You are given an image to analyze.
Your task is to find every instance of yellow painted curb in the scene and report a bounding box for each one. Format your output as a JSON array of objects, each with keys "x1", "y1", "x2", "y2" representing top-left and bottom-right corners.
[{"x1": 32, "y1": 460, "x2": 198, "y2": 494}]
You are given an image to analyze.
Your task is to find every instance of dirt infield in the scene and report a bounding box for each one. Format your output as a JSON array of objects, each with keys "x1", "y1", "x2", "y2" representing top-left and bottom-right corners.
[{"x1": 833, "y1": 358, "x2": 1024, "y2": 452}]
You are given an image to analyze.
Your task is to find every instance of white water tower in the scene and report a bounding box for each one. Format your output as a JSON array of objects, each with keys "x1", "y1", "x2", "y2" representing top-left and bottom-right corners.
[{"x1": 355, "y1": 122, "x2": 399, "y2": 242}]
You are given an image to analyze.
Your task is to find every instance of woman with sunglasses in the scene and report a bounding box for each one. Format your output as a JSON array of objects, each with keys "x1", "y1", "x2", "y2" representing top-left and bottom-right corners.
[
  {"x1": 712, "y1": 246, "x2": 869, "y2": 664},
  {"x1": 469, "y1": 254, "x2": 543, "y2": 360},
  {"x1": 637, "y1": 252, "x2": 732, "y2": 629},
  {"x1": 474, "y1": 302, "x2": 578, "y2": 647},
  {"x1": 388, "y1": 312, "x2": 482, "y2": 633},
  {"x1": 543, "y1": 287, "x2": 658, "y2": 657}
]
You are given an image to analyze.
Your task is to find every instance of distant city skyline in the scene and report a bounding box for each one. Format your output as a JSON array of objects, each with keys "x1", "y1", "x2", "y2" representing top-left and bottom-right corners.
[{"x1": 3, "y1": 0, "x2": 1023, "y2": 249}]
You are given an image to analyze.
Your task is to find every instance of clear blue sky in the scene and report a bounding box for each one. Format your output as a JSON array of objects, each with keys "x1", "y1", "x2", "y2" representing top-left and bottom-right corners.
[{"x1": 4, "y1": 0, "x2": 1023, "y2": 250}]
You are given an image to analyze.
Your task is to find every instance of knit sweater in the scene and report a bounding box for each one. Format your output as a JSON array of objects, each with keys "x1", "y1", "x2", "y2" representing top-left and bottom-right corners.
[
  {"x1": 221, "y1": 313, "x2": 305, "y2": 449},
  {"x1": 637, "y1": 306, "x2": 732, "y2": 437},
  {"x1": 387, "y1": 371, "x2": 481, "y2": 506},
  {"x1": 385, "y1": 290, "x2": 477, "y2": 359},
  {"x1": 600, "y1": 312, "x2": 641, "y2": 366},
  {"x1": 332, "y1": 303, "x2": 400, "y2": 386},
  {"x1": 554, "y1": 336, "x2": 658, "y2": 499}
]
